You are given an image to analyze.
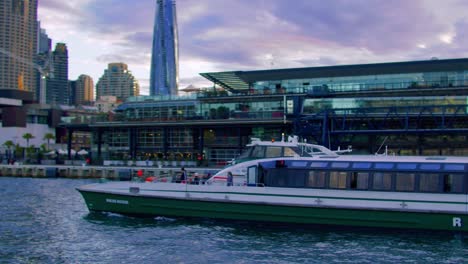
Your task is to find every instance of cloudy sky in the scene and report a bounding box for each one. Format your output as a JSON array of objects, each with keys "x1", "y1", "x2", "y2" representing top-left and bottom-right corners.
[{"x1": 38, "y1": 0, "x2": 468, "y2": 95}]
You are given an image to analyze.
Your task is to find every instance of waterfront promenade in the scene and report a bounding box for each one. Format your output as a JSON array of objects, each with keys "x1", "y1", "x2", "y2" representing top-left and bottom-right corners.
[{"x1": 0, "y1": 164, "x2": 219, "y2": 181}]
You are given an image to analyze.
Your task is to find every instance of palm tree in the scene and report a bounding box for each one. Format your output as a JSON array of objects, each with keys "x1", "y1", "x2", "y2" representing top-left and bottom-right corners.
[
  {"x1": 3, "y1": 140, "x2": 14, "y2": 150},
  {"x1": 43, "y1": 133, "x2": 55, "y2": 150},
  {"x1": 3, "y1": 140, "x2": 14, "y2": 160},
  {"x1": 22, "y1": 133, "x2": 34, "y2": 148}
]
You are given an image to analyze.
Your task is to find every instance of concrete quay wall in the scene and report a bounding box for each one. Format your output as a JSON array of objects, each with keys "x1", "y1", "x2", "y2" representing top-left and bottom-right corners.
[{"x1": 0, "y1": 164, "x2": 220, "y2": 181}]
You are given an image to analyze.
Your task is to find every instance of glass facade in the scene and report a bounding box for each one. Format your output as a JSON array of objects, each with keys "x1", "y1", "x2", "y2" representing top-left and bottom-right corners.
[
  {"x1": 67, "y1": 58, "x2": 468, "y2": 164},
  {"x1": 101, "y1": 129, "x2": 129, "y2": 160},
  {"x1": 150, "y1": 0, "x2": 179, "y2": 96},
  {"x1": 119, "y1": 101, "x2": 198, "y2": 121},
  {"x1": 115, "y1": 97, "x2": 288, "y2": 121},
  {"x1": 201, "y1": 99, "x2": 285, "y2": 120},
  {"x1": 303, "y1": 96, "x2": 468, "y2": 114},
  {"x1": 252, "y1": 71, "x2": 468, "y2": 95}
]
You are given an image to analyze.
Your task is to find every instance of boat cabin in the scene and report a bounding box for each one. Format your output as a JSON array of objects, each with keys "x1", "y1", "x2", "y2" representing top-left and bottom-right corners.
[
  {"x1": 233, "y1": 138, "x2": 339, "y2": 164},
  {"x1": 247, "y1": 159, "x2": 468, "y2": 194}
]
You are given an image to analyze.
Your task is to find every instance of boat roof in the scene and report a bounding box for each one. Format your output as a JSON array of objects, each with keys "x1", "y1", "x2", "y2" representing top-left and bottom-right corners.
[{"x1": 284, "y1": 154, "x2": 468, "y2": 164}]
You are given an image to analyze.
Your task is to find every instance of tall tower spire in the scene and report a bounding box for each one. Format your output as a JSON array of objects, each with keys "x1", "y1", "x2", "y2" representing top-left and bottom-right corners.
[{"x1": 150, "y1": 0, "x2": 179, "y2": 96}]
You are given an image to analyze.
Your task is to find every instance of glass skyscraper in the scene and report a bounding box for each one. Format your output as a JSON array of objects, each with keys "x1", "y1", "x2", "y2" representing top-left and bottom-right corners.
[{"x1": 150, "y1": 0, "x2": 179, "y2": 96}]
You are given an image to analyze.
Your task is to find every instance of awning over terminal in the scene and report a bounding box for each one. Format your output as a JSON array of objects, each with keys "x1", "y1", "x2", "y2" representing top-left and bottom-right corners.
[{"x1": 199, "y1": 71, "x2": 250, "y2": 92}]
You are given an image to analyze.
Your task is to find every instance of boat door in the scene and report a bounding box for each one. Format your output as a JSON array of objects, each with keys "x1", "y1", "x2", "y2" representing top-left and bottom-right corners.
[{"x1": 246, "y1": 165, "x2": 258, "y2": 186}]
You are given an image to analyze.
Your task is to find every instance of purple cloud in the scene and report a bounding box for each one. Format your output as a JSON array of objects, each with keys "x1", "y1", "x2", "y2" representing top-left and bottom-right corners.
[{"x1": 38, "y1": 0, "x2": 468, "y2": 91}]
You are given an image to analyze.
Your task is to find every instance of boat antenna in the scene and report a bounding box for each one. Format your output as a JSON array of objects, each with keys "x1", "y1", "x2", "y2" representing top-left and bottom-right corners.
[
  {"x1": 375, "y1": 136, "x2": 388, "y2": 155},
  {"x1": 302, "y1": 138, "x2": 306, "y2": 156}
]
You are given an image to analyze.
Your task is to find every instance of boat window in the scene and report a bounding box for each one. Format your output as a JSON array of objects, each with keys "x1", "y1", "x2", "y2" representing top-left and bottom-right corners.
[
  {"x1": 350, "y1": 172, "x2": 369, "y2": 190},
  {"x1": 290, "y1": 161, "x2": 308, "y2": 168},
  {"x1": 444, "y1": 164, "x2": 465, "y2": 171},
  {"x1": 251, "y1": 146, "x2": 266, "y2": 158},
  {"x1": 275, "y1": 173, "x2": 288, "y2": 187},
  {"x1": 238, "y1": 147, "x2": 253, "y2": 160},
  {"x1": 283, "y1": 147, "x2": 298, "y2": 157},
  {"x1": 329, "y1": 171, "x2": 347, "y2": 189},
  {"x1": 395, "y1": 173, "x2": 416, "y2": 192},
  {"x1": 396, "y1": 163, "x2": 417, "y2": 170},
  {"x1": 307, "y1": 171, "x2": 327, "y2": 188},
  {"x1": 419, "y1": 173, "x2": 440, "y2": 192},
  {"x1": 352, "y1": 162, "x2": 372, "y2": 169},
  {"x1": 288, "y1": 172, "x2": 306, "y2": 187},
  {"x1": 265, "y1": 146, "x2": 282, "y2": 158},
  {"x1": 443, "y1": 174, "x2": 464, "y2": 193},
  {"x1": 247, "y1": 166, "x2": 257, "y2": 186},
  {"x1": 310, "y1": 162, "x2": 328, "y2": 168},
  {"x1": 374, "y1": 163, "x2": 394, "y2": 169},
  {"x1": 372, "y1": 172, "x2": 392, "y2": 191},
  {"x1": 420, "y1": 164, "x2": 441, "y2": 170},
  {"x1": 331, "y1": 162, "x2": 349, "y2": 168}
]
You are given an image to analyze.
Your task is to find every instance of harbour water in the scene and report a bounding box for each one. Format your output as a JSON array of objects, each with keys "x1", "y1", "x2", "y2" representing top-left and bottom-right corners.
[{"x1": 1, "y1": 177, "x2": 467, "y2": 263}]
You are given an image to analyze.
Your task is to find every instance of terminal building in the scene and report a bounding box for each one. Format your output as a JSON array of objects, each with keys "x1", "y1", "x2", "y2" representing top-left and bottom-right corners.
[{"x1": 62, "y1": 58, "x2": 468, "y2": 166}]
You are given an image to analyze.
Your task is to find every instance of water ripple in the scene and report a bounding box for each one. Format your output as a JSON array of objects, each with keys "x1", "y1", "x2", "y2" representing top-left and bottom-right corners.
[{"x1": 1, "y1": 177, "x2": 468, "y2": 264}]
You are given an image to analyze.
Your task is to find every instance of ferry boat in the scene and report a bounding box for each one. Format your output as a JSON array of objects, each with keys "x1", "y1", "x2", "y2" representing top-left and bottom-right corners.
[{"x1": 77, "y1": 137, "x2": 468, "y2": 232}]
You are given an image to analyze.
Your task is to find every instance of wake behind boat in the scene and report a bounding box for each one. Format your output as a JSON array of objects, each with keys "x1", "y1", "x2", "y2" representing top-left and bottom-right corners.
[{"x1": 77, "y1": 136, "x2": 468, "y2": 232}]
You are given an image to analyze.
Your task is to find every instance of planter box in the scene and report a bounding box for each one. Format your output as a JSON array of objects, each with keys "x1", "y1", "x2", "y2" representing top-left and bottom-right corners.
[
  {"x1": 104, "y1": 160, "x2": 125, "y2": 166},
  {"x1": 136, "y1": 161, "x2": 154, "y2": 166},
  {"x1": 41, "y1": 160, "x2": 56, "y2": 165},
  {"x1": 73, "y1": 160, "x2": 84, "y2": 166},
  {"x1": 187, "y1": 161, "x2": 197, "y2": 167}
]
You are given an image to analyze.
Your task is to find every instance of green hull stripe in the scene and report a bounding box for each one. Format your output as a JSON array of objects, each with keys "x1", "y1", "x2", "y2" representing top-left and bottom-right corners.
[{"x1": 111, "y1": 187, "x2": 468, "y2": 205}]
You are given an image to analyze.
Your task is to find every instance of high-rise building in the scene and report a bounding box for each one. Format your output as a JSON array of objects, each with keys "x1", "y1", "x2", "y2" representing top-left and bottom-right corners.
[
  {"x1": 149, "y1": 0, "x2": 179, "y2": 96},
  {"x1": 69, "y1": 80, "x2": 77, "y2": 105},
  {"x1": 75, "y1": 74, "x2": 94, "y2": 105},
  {"x1": 0, "y1": 0, "x2": 38, "y2": 92},
  {"x1": 47, "y1": 43, "x2": 69, "y2": 105},
  {"x1": 35, "y1": 23, "x2": 52, "y2": 103},
  {"x1": 37, "y1": 22, "x2": 51, "y2": 54},
  {"x1": 96, "y1": 63, "x2": 139, "y2": 101}
]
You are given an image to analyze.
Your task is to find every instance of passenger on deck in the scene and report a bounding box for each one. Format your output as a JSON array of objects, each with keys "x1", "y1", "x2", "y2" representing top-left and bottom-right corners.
[
  {"x1": 227, "y1": 172, "x2": 233, "y2": 186},
  {"x1": 192, "y1": 173, "x2": 200, "y2": 185},
  {"x1": 180, "y1": 167, "x2": 186, "y2": 183}
]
